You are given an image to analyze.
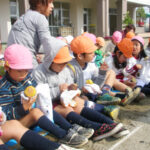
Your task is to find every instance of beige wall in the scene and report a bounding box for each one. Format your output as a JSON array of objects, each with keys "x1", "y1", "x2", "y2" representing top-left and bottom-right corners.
[
  {"x1": 0, "y1": 0, "x2": 11, "y2": 43},
  {"x1": 109, "y1": 0, "x2": 117, "y2": 8}
]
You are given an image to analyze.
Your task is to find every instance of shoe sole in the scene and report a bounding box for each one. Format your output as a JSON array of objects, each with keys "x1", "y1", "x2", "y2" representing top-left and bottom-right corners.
[
  {"x1": 93, "y1": 123, "x2": 123, "y2": 141},
  {"x1": 113, "y1": 129, "x2": 130, "y2": 138},
  {"x1": 110, "y1": 108, "x2": 120, "y2": 120},
  {"x1": 121, "y1": 88, "x2": 141, "y2": 106},
  {"x1": 64, "y1": 138, "x2": 88, "y2": 148}
]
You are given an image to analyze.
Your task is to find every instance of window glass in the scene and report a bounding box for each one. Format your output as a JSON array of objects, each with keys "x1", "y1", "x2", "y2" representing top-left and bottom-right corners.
[
  {"x1": 48, "y1": 2, "x2": 71, "y2": 36},
  {"x1": 10, "y1": 0, "x2": 19, "y2": 25}
]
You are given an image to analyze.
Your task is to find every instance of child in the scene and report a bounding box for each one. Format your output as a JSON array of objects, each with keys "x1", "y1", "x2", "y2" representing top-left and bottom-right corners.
[
  {"x1": 105, "y1": 38, "x2": 141, "y2": 104},
  {"x1": 32, "y1": 45, "x2": 125, "y2": 140},
  {"x1": 7, "y1": 0, "x2": 66, "y2": 68},
  {"x1": 145, "y1": 38, "x2": 150, "y2": 56},
  {"x1": 68, "y1": 35, "x2": 139, "y2": 107},
  {"x1": 94, "y1": 37, "x2": 105, "y2": 68},
  {"x1": 105, "y1": 31, "x2": 122, "y2": 55},
  {"x1": 130, "y1": 36, "x2": 150, "y2": 96},
  {"x1": 121, "y1": 24, "x2": 136, "y2": 39},
  {"x1": 0, "y1": 44, "x2": 89, "y2": 149}
]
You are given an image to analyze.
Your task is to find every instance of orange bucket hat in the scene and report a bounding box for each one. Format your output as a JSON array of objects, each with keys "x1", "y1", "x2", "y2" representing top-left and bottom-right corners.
[
  {"x1": 117, "y1": 38, "x2": 133, "y2": 58},
  {"x1": 70, "y1": 35, "x2": 97, "y2": 54},
  {"x1": 53, "y1": 46, "x2": 72, "y2": 63},
  {"x1": 126, "y1": 32, "x2": 135, "y2": 39},
  {"x1": 96, "y1": 37, "x2": 105, "y2": 47}
]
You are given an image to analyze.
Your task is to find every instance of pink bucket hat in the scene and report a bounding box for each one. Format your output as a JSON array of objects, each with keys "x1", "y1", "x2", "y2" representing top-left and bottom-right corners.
[
  {"x1": 112, "y1": 31, "x2": 122, "y2": 44},
  {"x1": 4, "y1": 44, "x2": 33, "y2": 69},
  {"x1": 131, "y1": 36, "x2": 144, "y2": 46},
  {"x1": 82, "y1": 32, "x2": 96, "y2": 44}
]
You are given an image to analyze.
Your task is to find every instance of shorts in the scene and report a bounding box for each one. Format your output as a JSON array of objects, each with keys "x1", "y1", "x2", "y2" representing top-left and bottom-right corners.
[{"x1": 2, "y1": 103, "x2": 28, "y2": 120}]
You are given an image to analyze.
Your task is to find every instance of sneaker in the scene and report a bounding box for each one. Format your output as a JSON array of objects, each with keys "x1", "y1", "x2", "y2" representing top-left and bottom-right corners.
[
  {"x1": 59, "y1": 128, "x2": 88, "y2": 147},
  {"x1": 93, "y1": 123, "x2": 123, "y2": 141},
  {"x1": 72, "y1": 124, "x2": 94, "y2": 139},
  {"x1": 96, "y1": 94, "x2": 121, "y2": 105},
  {"x1": 121, "y1": 87, "x2": 141, "y2": 106},
  {"x1": 103, "y1": 105, "x2": 120, "y2": 120},
  {"x1": 113, "y1": 127, "x2": 130, "y2": 138},
  {"x1": 57, "y1": 144, "x2": 84, "y2": 150}
]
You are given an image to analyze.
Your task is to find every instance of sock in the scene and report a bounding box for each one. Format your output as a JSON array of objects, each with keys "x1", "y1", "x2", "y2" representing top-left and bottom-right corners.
[
  {"x1": 101, "y1": 84, "x2": 111, "y2": 95},
  {"x1": 80, "y1": 107, "x2": 114, "y2": 124},
  {"x1": 115, "y1": 93, "x2": 126, "y2": 99},
  {"x1": 38, "y1": 115, "x2": 67, "y2": 139},
  {"x1": 0, "y1": 145, "x2": 9, "y2": 150},
  {"x1": 53, "y1": 110, "x2": 72, "y2": 130},
  {"x1": 20, "y1": 130, "x2": 60, "y2": 150},
  {"x1": 66, "y1": 111, "x2": 100, "y2": 130}
]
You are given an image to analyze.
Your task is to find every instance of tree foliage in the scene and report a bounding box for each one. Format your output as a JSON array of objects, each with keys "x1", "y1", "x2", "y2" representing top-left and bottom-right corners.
[
  {"x1": 136, "y1": 7, "x2": 146, "y2": 21},
  {"x1": 123, "y1": 11, "x2": 133, "y2": 26}
]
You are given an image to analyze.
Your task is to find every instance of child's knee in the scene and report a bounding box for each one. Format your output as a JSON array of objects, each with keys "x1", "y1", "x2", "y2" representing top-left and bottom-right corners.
[
  {"x1": 54, "y1": 105, "x2": 74, "y2": 118},
  {"x1": 29, "y1": 108, "x2": 44, "y2": 120}
]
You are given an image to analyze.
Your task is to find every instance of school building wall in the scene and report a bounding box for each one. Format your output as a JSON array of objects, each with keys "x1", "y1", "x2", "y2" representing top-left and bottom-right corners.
[{"x1": 0, "y1": 0, "x2": 11, "y2": 43}]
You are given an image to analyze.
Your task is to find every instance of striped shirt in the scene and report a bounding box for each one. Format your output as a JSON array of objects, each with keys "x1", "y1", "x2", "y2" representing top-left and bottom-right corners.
[{"x1": 0, "y1": 72, "x2": 37, "y2": 106}]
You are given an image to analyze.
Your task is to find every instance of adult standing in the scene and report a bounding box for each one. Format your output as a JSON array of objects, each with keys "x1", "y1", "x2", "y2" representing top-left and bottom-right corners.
[{"x1": 7, "y1": 0, "x2": 65, "y2": 68}]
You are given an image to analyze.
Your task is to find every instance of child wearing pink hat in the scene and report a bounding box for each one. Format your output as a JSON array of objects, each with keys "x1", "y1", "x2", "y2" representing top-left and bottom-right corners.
[
  {"x1": 105, "y1": 31, "x2": 122, "y2": 55},
  {"x1": 0, "y1": 44, "x2": 87, "y2": 150}
]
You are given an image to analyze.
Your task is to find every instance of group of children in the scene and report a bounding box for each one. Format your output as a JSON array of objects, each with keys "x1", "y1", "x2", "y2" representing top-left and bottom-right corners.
[{"x1": 0, "y1": 0, "x2": 150, "y2": 149}]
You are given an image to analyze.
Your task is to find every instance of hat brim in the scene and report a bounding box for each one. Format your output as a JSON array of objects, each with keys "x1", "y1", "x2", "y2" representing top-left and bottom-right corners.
[
  {"x1": 9, "y1": 64, "x2": 33, "y2": 70},
  {"x1": 53, "y1": 56, "x2": 72, "y2": 64}
]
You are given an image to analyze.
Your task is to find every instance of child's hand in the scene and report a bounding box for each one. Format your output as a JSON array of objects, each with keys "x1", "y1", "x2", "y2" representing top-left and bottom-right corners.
[
  {"x1": 22, "y1": 97, "x2": 36, "y2": 111},
  {"x1": 82, "y1": 87, "x2": 89, "y2": 93},
  {"x1": 136, "y1": 64, "x2": 142, "y2": 69},
  {"x1": 59, "y1": 84, "x2": 68, "y2": 93},
  {"x1": 100, "y1": 62, "x2": 108, "y2": 71},
  {"x1": 68, "y1": 84, "x2": 78, "y2": 90},
  {"x1": 0, "y1": 112, "x2": 4, "y2": 123},
  {"x1": 124, "y1": 79, "x2": 136, "y2": 88}
]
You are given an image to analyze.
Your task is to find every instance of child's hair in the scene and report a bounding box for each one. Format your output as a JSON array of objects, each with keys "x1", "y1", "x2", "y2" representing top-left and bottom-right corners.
[
  {"x1": 147, "y1": 38, "x2": 150, "y2": 48},
  {"x1": 29, "y1": 0, "x2": 52, "y2": 10},
  {"x1": 131, "y1": 36, "x2": 147, "y2": 60},
  {"x1": 113, "y1": 46, "x2": 127, "y2": 69},
  {"x1": 124, "y1": 24, "x2": 136, "y2": 35},
  {"x1": 73, "y1": 52, "x2": 86, "y2": 58}
]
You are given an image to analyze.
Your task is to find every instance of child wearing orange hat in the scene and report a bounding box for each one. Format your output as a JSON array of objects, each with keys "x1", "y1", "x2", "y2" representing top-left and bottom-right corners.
[
  {"x1": 32, "y1": 44, "x2": 126, "y2": 141},
  {"x1": 105, "y1": 38, "x2": 141, "y2": 104},
  {"x1": 68, "y1": 36, "x2": 138, "y2": 107},
  {"x1": 94, "y1": 37, "x2": 106, "y2": 68},
  {"x1": 125, "y1": 32, "x2": 135, "y2": 39}
]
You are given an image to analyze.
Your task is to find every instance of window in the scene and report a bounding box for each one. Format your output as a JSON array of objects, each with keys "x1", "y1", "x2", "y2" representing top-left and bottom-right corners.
[
  {"x1": 10, "y1": 0, "x2": 19, "y2": 25},
  {"x1": 83, "y1": 8, "x2": 95, "y2": 34},
  {"x1": 48, "y1": 2, "x2": 71, "y2": 36}
]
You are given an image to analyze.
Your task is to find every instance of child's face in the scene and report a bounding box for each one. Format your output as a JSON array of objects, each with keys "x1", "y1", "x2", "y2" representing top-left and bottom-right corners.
[
  {"x1": 50, "y1": 62, "x2": 68, "y2": 73},
  {"x1": 132, "y1": 40, "x2": 141, "y2": 57},
  {"x1": 38, "y1": 0, "x2": 54, "y2": 17},
  {"x1": 116, "y1": 52, "x2": 127, "y2": 64},
  {"x1": 6, "y1": 67, "x2": 29, "y2": 82},
  {"x1": 81, "y1": 52, "x2": 95, "y2": 63}
]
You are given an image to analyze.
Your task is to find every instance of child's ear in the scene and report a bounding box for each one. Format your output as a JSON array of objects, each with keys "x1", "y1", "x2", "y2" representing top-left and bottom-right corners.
[
  {"x1": 77, "y1": 54, "x2": 84, "y2": 60},
  {"x1": 4, "y1": 65, "x2": 9, "y2": 71}
]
